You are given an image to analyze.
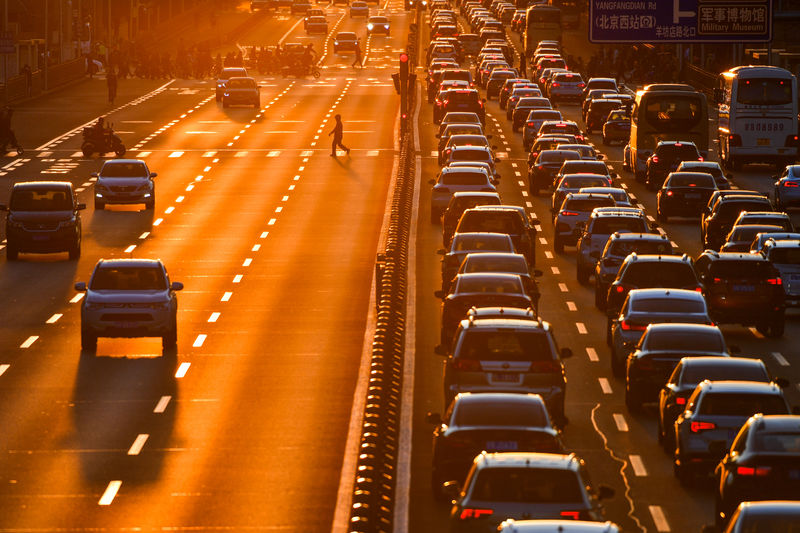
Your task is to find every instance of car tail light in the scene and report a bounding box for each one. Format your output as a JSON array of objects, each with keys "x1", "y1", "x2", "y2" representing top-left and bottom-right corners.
[
  {"x1": 767, "y1": 277, "x2": 782, "y2": 285},
  {"x1": 551, "y1": 82, "x2": 560, "y2": 87},
  {"x1": 713, "y1": 277, "x2": 722, "y2": 283},
  {"x1": 694, "y1": 287, "x2": 703, "y2": 293},
  {"x1": 454, "y1": 358, "x2": 481, "y2": 371},
  {"x1": 698, "y1": 156, "x2": 704, "y2": 162},
  {"x1": 560, "y1": 511, "x2": 581, "y2": 520},
  {"x1": 783, "y1": 181, "x2": 799, "y2": 187},
  {"x1": 736, "y1": 466, "x2": 771, "y2": 476},
  {"x1": 786, "y1": 134, "x2": 800, "y2": 147},
  {"x1": 620, "y1": 320, "x2": 646, "y2": 331},
  {"x1": 537, "y1": 164, "x2": 545, "y2": 170},
  {"x1": 651, "y1": 155, "x2": 659, "y2": 163},
  {"x1": 666, "y1": 190, "x2": 674, "y2": 196},
  {"x1": 531, "y1": 152, "x2": 539, "y2": 158},
  {"x1": 729, "y1": 134, "x2": 742, "y2": 147},
  {"x1": 560, "y1": 210, "x2": 579, "y2": 216},
  {"x1": 527, "y1": 121, "x2": 535, "y2": 127},
  {"x1": 614, "y1": 284, "x2": 627, "y2": 294},
  {"x1": 459, "y1": 508, "x2": 494, "y2": 520},
  {"x1": 690, "y1": 421, "x2": 716, "y2": 433},
  {"x1": 577, "y1": 82, "x2": 585, "y2": 88},
  {"x1": 676, "y1": 397, "x2": 686, "y2": 405}
]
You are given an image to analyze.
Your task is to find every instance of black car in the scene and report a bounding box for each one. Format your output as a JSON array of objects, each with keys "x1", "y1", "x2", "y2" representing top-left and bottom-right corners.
[
  {"x1": 527, "y1": 149, "x2": 581, "y2": 195},
  {"x1": 657, "y1": 356, "x2": 772, "y2": 450},
  {"x1": 656, "y1": 171, "x2": 718, "y2": 222},
  {"x1": 453, "y1": 206, "x2": 538, "y2": 267},
  {"x1": 645, "y1": 141, "x2": 702, "y2": 190},
  {"x1": 427, "y1": 392, "x2": 565, "y2": 500},
  {"x1": 601, "y1": 108, "x2": 630, "y2": 146},
  {"x1": 701, "y1": 194, "x2": 773, "y2": 251},
  {"x1": 694, "y1": 251, "x2": 786, "y2": 336},
  {"x1": 440, "y1": 191, "x2": 502, "y2": 246},
  {"x1": 715, "y1": 418, "x2": 800, "y2": 527},
  {"x1": 584, "y1": 98, "x2": 622, "y2": 134},
  {"x1": 1, "y1": 181, "x2": 85, "y2": 260},
  {"x1": 676, "y1": 160, "x2": 731, "y2": 190},
  {"x1": 434, "y1": 88, "x2": 486, "y2": 124}
]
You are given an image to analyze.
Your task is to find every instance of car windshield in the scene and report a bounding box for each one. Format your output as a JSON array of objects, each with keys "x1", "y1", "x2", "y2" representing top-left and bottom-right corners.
[
  {"x1": 622, "y1": 262, "x2": 697, "y2": 286},
  {"x1": 10, "y1": 188, "x2": 72, "y2": 211},
  {"x1": 463, "y1": 256, "x2": 526, "y2": 274},
  {"x1": 101, "y1": 163, "x2": 148, "y2": 177},
  {"x1": 631, "y1": 297, "x2": 705, "y2": 313},
  {"x1": 591, "y1": 217, "x2": 648, "y2": 234},
  {"x1": 440, "y1": 171, "x2": 488, "y2": 185},
  {"x1": 643, "y1": 329, "x2": 722, "y2": 352},
  {"x1": 471, "y1": 467, "x2": 583, "y2": 503},
  {"x1": 754, "y1": 432, "x2": 800, "y2": 453},
  {"x1": 698, "y1": 393, "x2": 787, "y2": 416},
  {"x1": 455, "y1": 400, "x2": 547, "y2": 426},
  {"x1": 453, "y1": 235, "x2": 511, "y2": 252},
  {"x1": 608, "y1": 111, "x2": 627, "y2": 121},
  {"x1": 682, "y1": 363, "x2": 768, "y2": 385},
  {"x1": 90, "y1": 266, "x2": 167, "y2": 291},
  {"x1": 459, "y1": 213, "x2": 523, "y2": 234}
]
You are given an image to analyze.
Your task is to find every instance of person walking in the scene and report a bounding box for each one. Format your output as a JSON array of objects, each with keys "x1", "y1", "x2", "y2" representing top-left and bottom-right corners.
[
  {"x1": 329, "y1": 114, "x2": 350, "y2": 157},
  {"x1": 20, "y1": 64, "x2": 32, "y2": 96},
  {"x1": 106, "y1": 68, "x2": 118, "y2": 105},
  {"x1": 519, "y1": 54, "x2": 527, "y2": 78},
  {"x1": 352, "y1": 41, "x2": 363, "y2": 69}
]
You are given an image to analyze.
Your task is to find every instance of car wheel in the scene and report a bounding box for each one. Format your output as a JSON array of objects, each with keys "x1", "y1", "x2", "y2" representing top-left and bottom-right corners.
[
  {"x1": 594, "y1": 284, "x2": 606, "y2": 311},
  {"x1": 606, "y1": 317, "x2": 613, "y2": 347},
  {"x1": 145, "y1": 196, "x2": 155, "y2": 210},
  {"x1": 431, "y1": 471, "x2": 448, "y2": 502},
  {"x1": 553, "y1": 235, "x2": 564, "y2": 254},
  {"x1": 673, "y1": 459, "x2": 695, "y2": 488},
  {"x1": 625, "y1": 384, "x2": 641, "y2": 413},
  {"x1": 657, "y1": 207, "x2": 668, "y2": 223},
  {"x1": 68, "y1": 241, "x2": 81, "y2": 260},
  {"x1": 576, "y1": 264, "x2": 590, "y2": 285},
  {"x1": 81, "y1": 328, "x2": 97, "y2": 352},
  {"x1": 6, "y1": 241, "x2": 18, "y2": 261},
  {"x1": 94, "y1": 199, "x2": 105, "y2": 210},
  {"x1": 162, "y1": 316, "x2": 178, "y2": 350},
  {"x1": 602, "y1": 135, "x2": 609, "y2": 145},
  {"x1": 765, "y1": 313, "x2": 785, "y2": 338}
]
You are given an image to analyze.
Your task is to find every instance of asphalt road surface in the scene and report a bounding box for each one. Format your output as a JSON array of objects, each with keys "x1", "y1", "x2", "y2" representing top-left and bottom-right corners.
[{"x1": 0, "y1": 3, "x2": 798, "y2": 533}]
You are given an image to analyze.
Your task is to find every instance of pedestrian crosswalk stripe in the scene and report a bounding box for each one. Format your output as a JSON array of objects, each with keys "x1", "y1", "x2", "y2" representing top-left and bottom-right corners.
[
  {"x1": 267, "y1": 151, "x2": 281, "y2": 157},
  {"x1": 168, "y1": 151, "x2": 183, "y2": 158},
  {"x1": 202, "y1": 151, "x2": 216, "y2": 157},
  {"x1": 137, "y1": 152, "x2": 151, "y2": 158},
  {"x1": 234, "y1": 151, "x2": 248, "y2": 157},
  {"x1": 38, "y1": 151, "x2": 52, "y2": 158}
]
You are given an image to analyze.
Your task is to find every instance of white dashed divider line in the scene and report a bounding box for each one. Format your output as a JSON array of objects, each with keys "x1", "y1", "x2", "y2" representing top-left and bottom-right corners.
[
  {"x1": 175, "y1": 362, "x2": 191, "y2": 378},
  {"x1": 586, "y1": 347, "x2": 599, "y2": 361},
  {"x1": 98, "y1": 480, "x2": 122, "y2": 506},
  {"x1": 20, "y1": 336, "x2": 38, "y2": 349},
  {"x1": 772, "y1": 351, "x2": 789, "y2": 366},
  {"x1": 46, "y1": 313, "x2": 62, "y2": 324},
  {"x1": 649, "y1": 505, "x2": 671, "y2": 532},
  {"x1": 0, "y1": 364, "x2": 9, "y2": 377},
  {"x1": 599, "y1": 377, "x2": 612, "y2": 394},
  {"x1": 153, "y1": 396, "x2": 171, "y2": 413},
  {"x1": 613, "y1": 413, "x2": 629, "y2": 432},
  {"x1": 629, "y1": 455, "x2": 648, "y2": 476},
  {"x1": 551, "y1": 266, "x2": 560, "y2": 274},
  {"x1": 127, "y1": 434, "x2": 149, "y2": 456},
  {"x1": 576, "y1": 322, "x2": 587, "y2": 334}
]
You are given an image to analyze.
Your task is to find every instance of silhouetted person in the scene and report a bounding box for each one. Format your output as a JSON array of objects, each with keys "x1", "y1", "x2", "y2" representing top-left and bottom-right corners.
[
  {"x1": 329, "y1": 114, "x2": 350, "y2": 157},
  {"x1": 106, "y1": 69, "x2": 117, "y2": 104},
  {"x1": 352, "y1": 41, "x2": 363, "y2": 69}
]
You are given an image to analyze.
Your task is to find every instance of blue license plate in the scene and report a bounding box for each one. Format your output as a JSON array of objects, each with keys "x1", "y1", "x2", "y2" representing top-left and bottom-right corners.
[
  {"x1": 733, "y1": 285, "x2": 755, "y2": 292},
  {"x1": 32, "y1": 235, "x2": 49, "y2": 241},
  {"x1": 486, "y1": 440, "x2": 518, "y2": 451}
]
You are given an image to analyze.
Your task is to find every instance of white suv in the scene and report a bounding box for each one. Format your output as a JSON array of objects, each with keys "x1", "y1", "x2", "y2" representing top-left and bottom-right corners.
[{"x1": 75, "y1": 259, "x2": 183, "y2": 352}]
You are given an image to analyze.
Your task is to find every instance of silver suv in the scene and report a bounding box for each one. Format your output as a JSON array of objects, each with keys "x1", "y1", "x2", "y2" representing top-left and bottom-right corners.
[
  {"x1": 92, "y1": 159, "x2": 156, "y2": 210},
  {"x1": 75, "y1": 259, "x2": 183, "y2": 352}
]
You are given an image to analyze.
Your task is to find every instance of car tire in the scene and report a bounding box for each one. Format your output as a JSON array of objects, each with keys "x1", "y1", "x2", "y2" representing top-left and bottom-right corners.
[
  {"x1": 625, "y1": 384, "x2": 641, "y2": 413},
  {"x1": 606, "y1": 316, "x2": 613, "y2": 347},
  {"x1": 94, "y1": 199, "x2": 105, "y2": 210},
  {"x1": 602, "y1": 135, "x2": 609, "y2": 145},
  {"x1": 657, "y1": 207, "x2": 668, "y2": 223},
  {"x1": 673, "y1": 459, "x2": 695, "y2": 488},
  {"x1": 68, "y1": 241, "x2": 81, "y2": 260},
  {"x1": 765, "y1": 313, "x2": 785, "y2": 338},
  {"x1": 145, "y1": 196, "x2": 155, "y2": 210},
  {"x1": 162, "y1": 317, "x2": 178, "y2": 350},
  {"x1": 553, "y1": 235, "x2": 564, "y2": 254},
  {"x1": 6, "y1": 242, "x2": 18, "y2": 261},
  {"x1": 576, "y1": 264, "x2": 590, "y2": 285},
  {"x1": 594, "y1": 284, "x2": 606, "y2": 311},
  {"x1": 431, "y1": 471, "x2": 448, "y2": 502},
  {"x1": 81, "y1": 328, "x2": 97, "y2": 352}
]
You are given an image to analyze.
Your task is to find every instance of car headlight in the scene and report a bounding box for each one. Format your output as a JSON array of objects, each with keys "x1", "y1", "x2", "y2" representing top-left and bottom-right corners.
[
  {"x1": 224, "y1": 92, "x2": 230, "y2": 96},
  {"x1": 384, "y1": 24, "x2": 389, "y2": 29},
  {"x1": 367, "y1": 23, "x2": 374, "y2": 29},
  {"x1": 217, "y1": 82, "x2": 225, "y2": 88},
  {"x1": 334, "y1": 40, "x2": 339, "y2": 45}
]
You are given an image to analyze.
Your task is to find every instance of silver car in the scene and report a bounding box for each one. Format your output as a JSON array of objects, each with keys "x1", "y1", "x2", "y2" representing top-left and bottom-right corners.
[
  {"x1": 761, "y1": 238, "x2": 800, "y2": 306},
  {"x1": 92, "y1": 159, "x2": 156, "y2": 210},
  {"x1": 547, "y1": 71, "x2": 585, "y2": 103},
  {"x1": 222, "y1": 76, "x2": 260, "y2": 108},
  {"x1": 429, "y1": 166, "x2": 496, "y2": 223},
  {"x1": 75, "y1": 258, "x2": 183, "y2": 352}
]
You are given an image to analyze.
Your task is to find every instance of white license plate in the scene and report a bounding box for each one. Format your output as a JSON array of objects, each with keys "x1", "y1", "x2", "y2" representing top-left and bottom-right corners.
[
  {"x1": 757, "y1": 138, "x2": 770, "y2": 146},
  {"x1": 492, "y1": 372, "x2": 520, "y2": 382}
]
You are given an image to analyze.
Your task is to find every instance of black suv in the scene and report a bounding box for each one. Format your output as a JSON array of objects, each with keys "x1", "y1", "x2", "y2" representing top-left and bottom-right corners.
[
  {"x1": 594, "y1": 232, "x2": 673, "y2": 310},
  {"x1": 644, "y1": 141, "x2": 702, "y2": 190},
  {"x1": 453, "y1": 206, "x2": 538, "y2": 267},
  {"x1": 694, "y1": 251, "x2": 786, "y2": 337},
  {"x1": 701, "y1": 194, "x2": 773, "y2": 251},
  {"x1": 1, "y1": 181, "x2": 85, "y2": 260},
  {"x1": 434, "y1": 88, "x2": 485, "y2": 124}
]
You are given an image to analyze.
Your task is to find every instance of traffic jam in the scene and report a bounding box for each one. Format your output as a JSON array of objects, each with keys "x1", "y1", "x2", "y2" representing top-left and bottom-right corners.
[{"x1": 415, "y1": 0, "x2": 800, "y2": 531}]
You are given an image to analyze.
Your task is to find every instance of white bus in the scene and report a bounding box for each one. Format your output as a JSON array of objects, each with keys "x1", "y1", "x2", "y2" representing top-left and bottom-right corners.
[{"x1": 716, "y1": 66, "x2": 799, "y2": 171}]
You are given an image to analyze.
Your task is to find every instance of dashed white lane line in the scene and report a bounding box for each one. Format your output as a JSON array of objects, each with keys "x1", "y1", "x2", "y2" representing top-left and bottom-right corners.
[
  {"x1": 0, "y1": 364, "x2": 9, "y2": 377},
  {"x1": 124, "y1": 245, "x2": 136, "y2": 253},
  {"x1": 566, "y1": 301, "x2": 577, "y2": 311},
  {"x1": 168, "y1": 151, "x2": 183, "y2": 158},
  {"x1": 586, "y1": 347, "x2": 599, "y2": 361},
  {"x1": 153, "y1": 396, "x2": 171, "y2": 413},
  {"x1": 268, "y1": 218, "x2": 277, "y2": 225},
  {"x1": 192, "y1": 334, "x2": 206, "y2": 347},
  {"x1": 70, "y1": 293, "x2": 84, "y2": 303},
  {"x1": 252, "y1": 244, "x2": 261, "y2": 252},
  {"x1": 539, "y1": 237, "x2": 547, "y2": 245},
  {"x1": 544, "y1": 251, "x2": 553, "y2": 259},
  {"x1": 613, "y1": 413, "x2": 629, "y2": 432},
  {"x1": 139, "y1": 232, "x2": 150, "y2": 239},
  {"x1": 772, "y1": 351, "x2": 789, "y2": 366},
  {"x1": 221, "y1": 292, "x2": 233, "y2": 302},
  {"x1": 576, "y1": 322, "x2": 587, "y2": 334},
  {"x1": 630, "y1": 455, "x2": 648, "y2": 476},
  {"x1": 98, "y1": 481, "x2": 122, "y2": 506},
  {"x1": 165, "y1": 207, "x2": 175, "y2": 214},
  {"x1": 208, "y1": 312, "x2": 221, "y2": 323},
  {"x1": 127, "y1": 434, "x2": 149, "y2": 456},
  {"x1": 153, "y1": 218, "x2": 163, "y2": 226},
  {"x1": 649, "y1": 505, "x2": 671, "y2": 532},
  {"x1": 551, "y1": 266, "x2": 560, "y2": 275},
  {"x1": 243, "y1": 258, "x2": 253, "y2": 267},
  {"x1": 599, "y1": 377, "x2": 612, "y2": 394},
  {"x1": 46, "y1": 313, "x2": 62, "y2": 324},
  {"x1": 20, "y1": 336, "x2": 38, "y2": 349},
  {"x1": 558, "y1": 283, "x2": 568, "y2": 292},
  {"x1": 233, "y1": 274, "x2": 243, "y2": 283},
  {"x1": 175, "y1": 362, "x2": 191, "y2": 378}
]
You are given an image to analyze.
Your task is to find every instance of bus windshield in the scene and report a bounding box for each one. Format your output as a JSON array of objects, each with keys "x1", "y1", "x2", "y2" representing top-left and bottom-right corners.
[
  {"x1": 737, "y1": 78, "x2": 793, "y2": 106},
  {"x1": 643, "y1": 95, "x2": 703, "y2": 132}
]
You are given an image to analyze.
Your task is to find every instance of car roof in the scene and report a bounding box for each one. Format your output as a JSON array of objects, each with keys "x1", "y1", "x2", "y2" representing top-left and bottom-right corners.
[
  {"x1": 452, "y1": 191, "x2": 501, "y2": 199},
  {"x1": 14, "y1": 181, "x2": 72, "y2": 190},
  {"x1": 476, "y1": 452, "x2": 579, "y2": 469},
  {"x1": 102, "y1": 159, "x2": 146, "y2": 165},
  {"x1": 681, "y1": 356, "x2": 763, "y2": 369},
  {"x1": 611, "y1": 232, "x2": 668, "y2": 241},
  {"x1": 736, "y1": 500, "x2": 800, "y2": 516},
  {"x1": 96, "y1": 258, "x2": 163, "y2": 268},
  {"x1": 455, "y1": 272, "x2": 524, "y2": 282},
  {"x1": 696, "y1": 380, "x2": 783, "y2": 394},
  {"x1": 464, "y1": 252, "x2": 526, "y2": 261},
  {"x1": 591, "y1": 207, "x2": 644, "y2": 217},
  {"x1": 454, "y1": 392, "x2": 547, "y2": 407},
  {"x1": 644, "y1": 323, "x2": 719, "y2": 334},
  {"x1": 442, "y1": 165, "x2": 488, "y2": 174},
  {"x1": 498, "y1": 520, "x2": 621, "y2": 533},
  {"x1": 623, "y1": 253, "x2": 690, "y2": 264},
  {"x1": 466, "y1": 306, "x2": 538, "y2": 320},
  {"x1": 628, "y1": 288, "x2": 705, "y2": 300},
  {"x1": 748, "y1": 415, "x2": 800, "y2": 432},
  {"x1": 702, "y1": 251, "x2": 770, "y2": 262}
]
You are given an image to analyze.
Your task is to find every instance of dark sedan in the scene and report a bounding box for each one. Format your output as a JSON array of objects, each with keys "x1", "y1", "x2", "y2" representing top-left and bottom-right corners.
[{"x1": 656, "y1": 171, "x2": 718, "y2": 222}]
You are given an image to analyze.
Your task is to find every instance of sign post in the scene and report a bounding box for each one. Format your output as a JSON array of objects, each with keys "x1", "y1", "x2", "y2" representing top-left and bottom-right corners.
[
  {"x1": 0, "y1": 31, "x2": 13, "y2": 104},
  {"x1": 589, "y1": 0, "x2": 772, "y2": 43}
]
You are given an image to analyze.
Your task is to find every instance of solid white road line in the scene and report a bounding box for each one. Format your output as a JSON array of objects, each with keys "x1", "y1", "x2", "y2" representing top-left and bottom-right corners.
[{"x1": 98, "y1": 481, "x2": 122, "y2": 505}]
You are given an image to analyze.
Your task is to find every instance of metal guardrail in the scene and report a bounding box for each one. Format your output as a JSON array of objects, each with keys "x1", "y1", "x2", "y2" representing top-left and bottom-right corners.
[{"x1": 347, "y1": 16, "x2": 420, "y2": 533}]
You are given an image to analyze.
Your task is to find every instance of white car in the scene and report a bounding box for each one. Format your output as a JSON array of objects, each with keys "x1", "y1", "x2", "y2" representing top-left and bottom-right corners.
[
  {"x1": 92, "y1": 159, "x2": 156, "y2": 210},
  {"x1": 75, "y1": 259, "x2": 183, "y2": 352},
  {"x1": 349, "y1": 1, "x2": 369, "y2": 16},
  {"x1": 367, "y1": 15, "x2": 389, "y2": 34}
]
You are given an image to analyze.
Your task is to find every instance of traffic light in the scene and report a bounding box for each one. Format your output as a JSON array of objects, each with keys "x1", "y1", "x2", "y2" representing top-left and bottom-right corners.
[{"x1": 399, "y1": 53, "x2": 409, "y2": 126}]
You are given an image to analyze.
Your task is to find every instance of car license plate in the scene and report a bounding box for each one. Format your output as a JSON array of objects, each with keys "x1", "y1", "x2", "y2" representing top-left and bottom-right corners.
[
  {"x1": 115, "y1": 322, "x2": 137, "y2": 328},
  {"x1": 486, "y1": 440, "x2": 518, "y2": 451},
  {"x1": 492, "y1": 372, "x2": 519, "y2": 382},
  {"x1": 32, "y1": 235, "x2": 49, "y2": 241},
  {"x1": 757, "y1": 138, "x2": 770, "y2": 146},
  {"x1": 733, "y1": 284, "x2": 755, "y2": 292},
  {"x1": 685, "y1": 193, "x2": 701, "y2": 199}
]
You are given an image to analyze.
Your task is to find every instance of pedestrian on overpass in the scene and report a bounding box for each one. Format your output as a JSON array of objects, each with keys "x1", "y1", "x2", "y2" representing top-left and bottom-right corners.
[{"x1": 329, "y1": 114, "x2": 350, "y2": 157}]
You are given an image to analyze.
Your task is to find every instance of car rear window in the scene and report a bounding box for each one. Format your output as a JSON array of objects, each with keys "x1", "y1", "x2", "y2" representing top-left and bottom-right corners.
[
  {"x1": 452, "y1": 150, "x2": 491, "y2": 163},
  {"x1": 101, "y1": 163, "x2": 148, "y2": 177},
  {"x1": 731, "y1": 226, "x2": 782, "y2": 243},
  {"x1": 447, "y1": 91, "x2": 479, "y2": 103},
  {"x1": 540, "y1": 151, "x2": 579, "y2": 163},
  {"x1": 460, "y1": 212, "x2": 523, "y2": 234},
  {"x1": 709, "y1": 260, "x2": 773, "y2": 279},
  {"x1": 562, "y1": 177, "x2": 608, "y2": 189},
  {"x1": 453, "y1": 235, "x2": 512, "y2": 251},
  {"x1": 441, "y1": 171, "x2": 488, "y2": 185},
  {"x1": 471, "y1": 467, "x2": 583, "y2": 503},
  {"x1": 718, "y1": 200, "x2": 772, "y2": 218},
  {"x1": 11, "y1": 188, "x2": 72, "y2": 211},
  {"x1": 459, "y1": 330, "x2": 553, "y2": 362},
  {"x1": 463, "y1": 256, "x2": 527, "y2": 274},
  {"x1": 656, "y1": 144, "x2": 700, "y2": 160},
  {"x1": 630, "y1": 297, "x2": 705, "y2": 313},
  {"x1": 621, "y1": 262, "x2": 698, "y2": 287},
  {"x1": 754, "y1": 432, "x2": 800, "y2": 453},
  {"x1": 591, "y1": 217, "x2": 648, "y2": 234},
  {"x1": 455, "y1": 400, "x2": 547, "y2": 426},
  {"x1": 564, "y1": 198, "x2": 615, "y2": 212},
  {"x1": 668, "y1": 174, "x2": 715, "y2": 187},
  {"x1": 457, "y1": 276, "x2": 524, "y2": 294},
  {"x1": 609, "y1": 239, "x2": 672, "y2": 257},
  {"x1": 643, "y1": 329, "x2": 723, "y2": 352},
  {"x1": 682, "y1": 363, "x2": 769, "y2": 385},
  {"x1": 562, "y1": 161, "x2": 607, "y2": 174},
  {"x1": 90, "y1": 266, "x2": 167, "y2": 291},
  {"x1": 228, "y1": 78, "x2": 256, "y2": 88},
  {"x1": 698, "y1": 393, "x2": 787, "y2": 416}
]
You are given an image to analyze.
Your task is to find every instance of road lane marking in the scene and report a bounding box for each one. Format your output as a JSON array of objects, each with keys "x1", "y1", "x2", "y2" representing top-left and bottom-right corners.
[
  {"x1": 0, "y1": 364, "x2": 9, "y2": 377},
  {"x1": 566, "y1": 301, "x2": 576, "y2": 311},
  {"x1": 544, "y1": 251, "x2": 553, "y2": 259},
  {"x1": 243, "y1": 258, "x2": 252, "y2": 267},
  {"x1": 551, "y1": 266, "x2": 560, "y2": 275},
  {"x1": 127, "y1": 434, "x2": 149, "y2": 455},
  {"x1": 586, "y1": 347, "x2": 599, "y2": 361},
  {"x1": 175, "y1": 196, "x2": 184, "y2": 203},
  {"x1": 139, "y1": 232, "x2": 150, "y2": 239},
  {"x1": 539, "y1": 237, "x2": 547, "y2": 245},
  {"x1": 630, "y1": 455, "x2": 647, "y2": 476},
  {"x1": 46, "y1": 314, "x2": 62, "y2": 324},
  {"x1": 124, "y1": 245, "x2": 136, "y2": 253},
  {"x1": 168, "y1": 151, "x2": 183, "y2": 158},
  {"x1": 175, "y1": 362, "x2": 191, "y2": 378},
  {"x1": 649, "y1": 505, "x2": 670, "y2": 532},
  {"x1": 221, "y1": 292, "x2": 232, "y2": 302},
  {"x1": 154, "y1": 396, "x2": 171, "y2": 413},
  {"x1": 275, "y1": 206, "x2": 282, "y2": 213},
  {"x1": 558, "y1": 283, "x2": 568, "y2": 292},
  {"x1": 252, "y1": 244, "x2": 261, "y2": 251},
  {"x1": 599, "y1": 378, "x2": 612, "y2": 394},
  {"x1": 576, "y1": 322, "x2": 587, "y2": 334},
  {"x1": 165, "y1": 207, "x2": 174, "y2": 214},
  {"x1": 98, "y1": 481, "x2": 122, "y2": 506},
  {"x1": 208, "y1": 312, "x2": 221, "y2": 323},
  {"x1": 268, "y1": 218, "x2": 277, "y2": 225},
  {"x1": 192, "y1": 335, "x2": 206, "y2": 347},
  {"x1": 202, "y1": 151, "x2": 216, "y2": 157},
  {"x1": 260, "y1": 232, "x2": 269, "y2": 238},
  {"x1": 233, "y1": 275, "x2": 243, "y2": 283},
  {"x1": 153, "y1": 218, "x2": 163, "y2": 226},
  {"x1": 70, "y1": 293, "x2": 84, "y2": 303},
  {"x1": 613, "y1": 413, "x2": 629, "y2": 431},
  {"x1": 772, "y1": 351, "x2": 789, "y2": 366},
  {"x1": 20, "y1": 336, "x2": 38, "y2": 349}
]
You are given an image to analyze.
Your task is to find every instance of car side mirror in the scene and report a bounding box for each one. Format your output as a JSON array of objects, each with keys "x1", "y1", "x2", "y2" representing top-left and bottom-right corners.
[
  {"x1": 774, "y1": 377, "x2": 790, "y2": 388},
  {"x1": 560, "y1": 347, "x2": 573, "y2": 359},
  {"x1": 434, "y1": 290, "x2": 445, "y2": 299},
  {"x1": 90, "y1": 172, "x2": 98, "y2": 177},
  {"x1": 435, "y1": 134, "x2": 441, "y2": 138},
  {"x1": 74, "y1": 282, "x2": 87, "y2": 291},
  {"x1": 442, "y1": 481, "x2": 461, "y2": 503},
  {"x1": 171, "y1": 281, "x2": 184, "y2": 291},
  {"x1": 649, "y1": 222, "x2": 659, "y2": 231},
  {"x1": 481, "y1": 98, "x2": 487, "y2": 103},
  {"x1": 597, "y1": 484, "x2": 614, "y2": 500},
  {"x1": 610, "y1": 171, "x2": 617, "y2": 178},
  {"x1": 434, "y1": 344, "x2": 449, "y2": 356},
  {"x1": 491, "y1": 145, "x2": 498, "y2": 150},
  {"x1": 486, "y1": 134, "x2": 493, "y2": 139},
  {"x1": 428, "y1": 178, "x2": 436, "y2": 185},
  {"x1": 426, "y1": 411, "x2": 442, "y2": 424},
  {"x1": 76, "y1": 203, "x2": 86, "y2": 210},
  {"x1": 491, "y1": 178, "x2": 499, "y2": 185},
  {"x1": 533, "y1": 269, "x2": 543, "y2": 277},
  {"x1": 436, "y1": 248, "x2": 446, "y2": 255},
  {"x1": 150, "y1": 172, "x2": 158, "y2": 178}
]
